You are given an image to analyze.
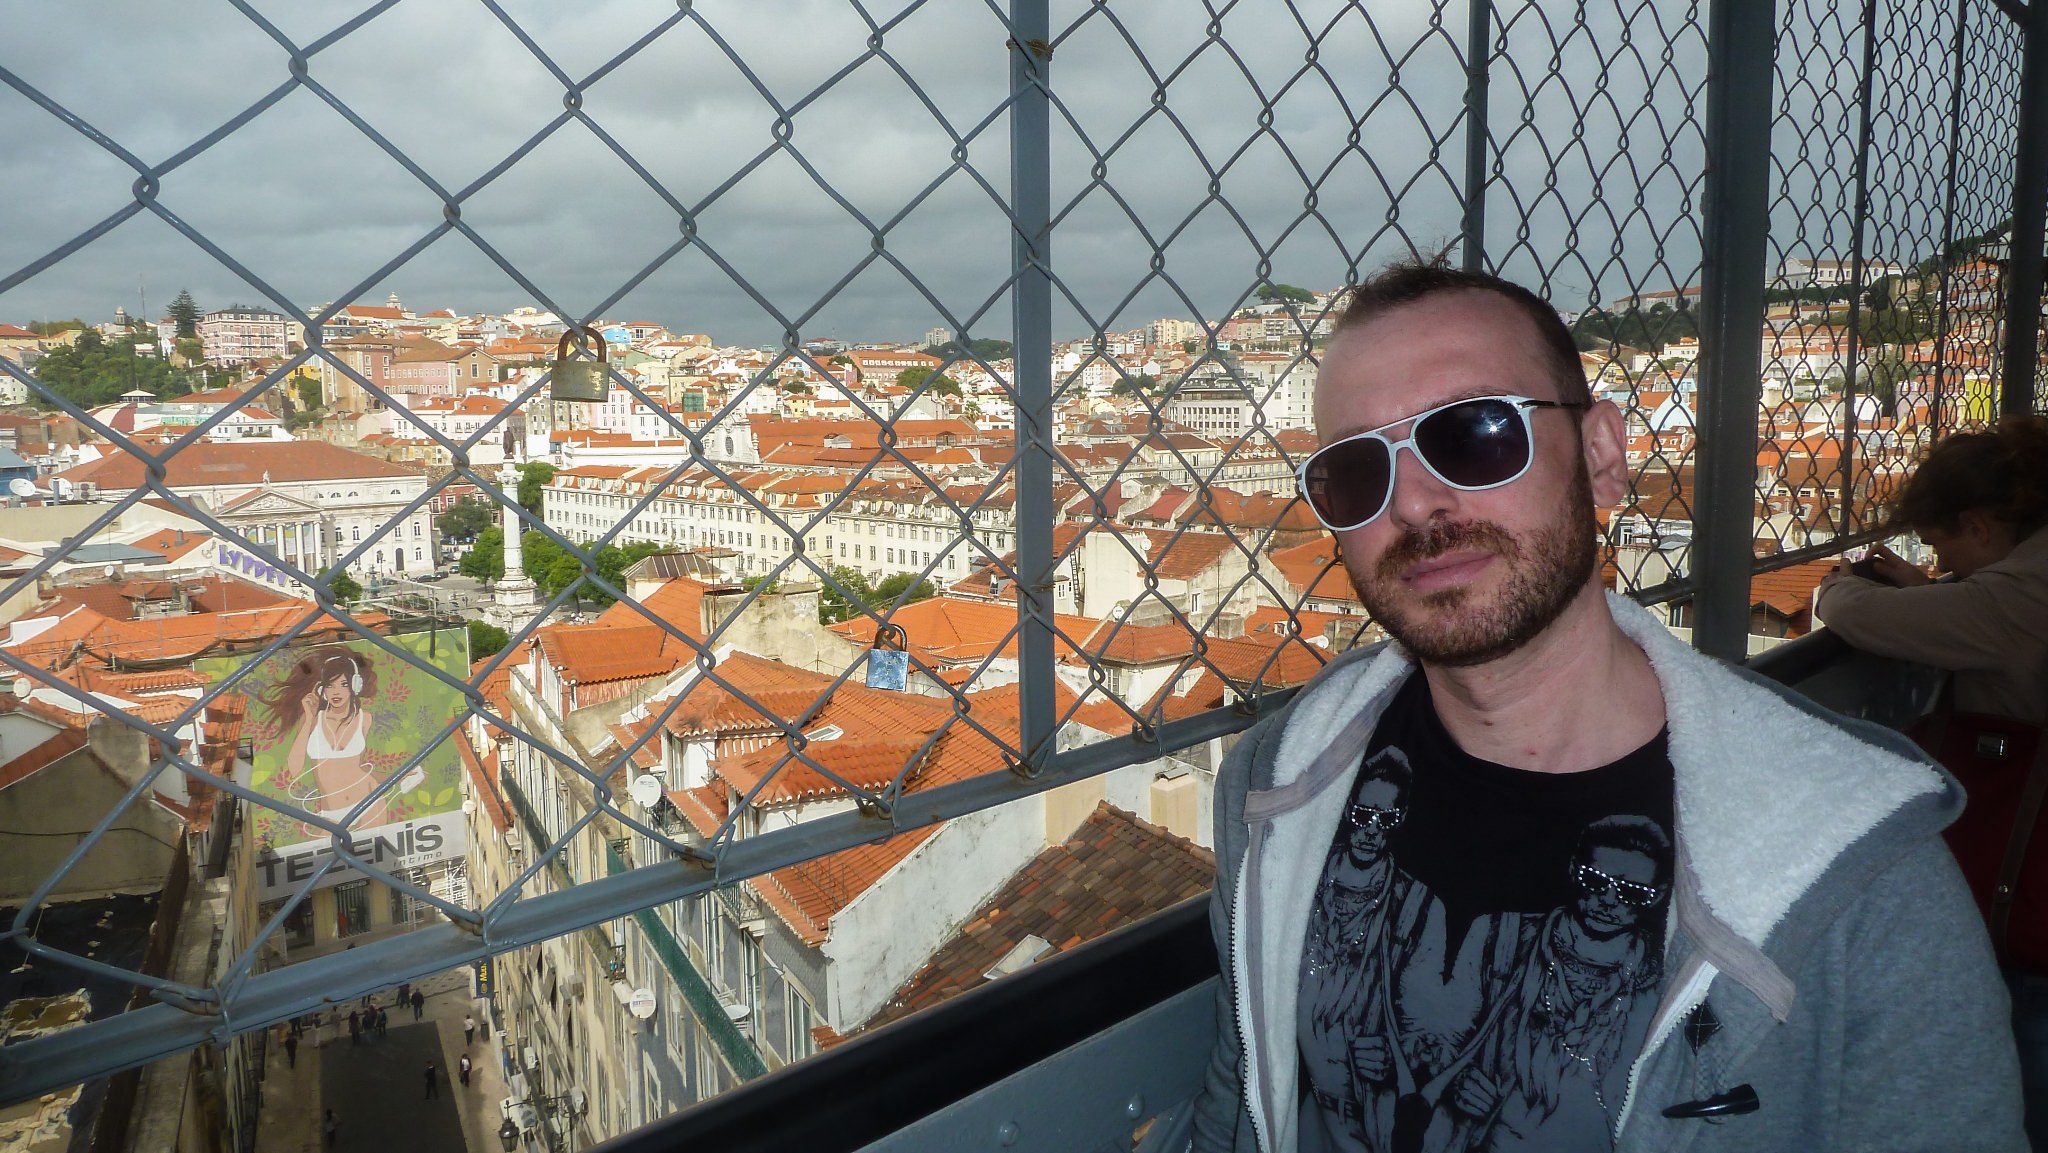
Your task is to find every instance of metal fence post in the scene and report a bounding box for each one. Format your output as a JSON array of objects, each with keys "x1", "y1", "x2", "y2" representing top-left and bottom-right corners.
[
  {"x1": 1839, "y1": 0, "x2": 1881, "y2": 533},
  {"x1": 2002, "y1": 0, "x2": 2048, "y2": 415},
  {"x1": 1691, "y1": 0, "x2": 1778, "y2": 660},
  {"x1": 1010, "y1": 2, "x2": 1057, "y2": 770},
  {"x1": 1931, "y1": 0, "x2": 1973, "y2": 432},
  {"x1": 1461, "y1": 0, "x2": 1494, "y2": 272}
]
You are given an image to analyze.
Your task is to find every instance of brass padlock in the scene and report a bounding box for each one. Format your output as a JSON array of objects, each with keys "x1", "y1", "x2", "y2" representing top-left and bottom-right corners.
[{"x1": 550, "y1": 325, "x2": 610, "y2": 402}]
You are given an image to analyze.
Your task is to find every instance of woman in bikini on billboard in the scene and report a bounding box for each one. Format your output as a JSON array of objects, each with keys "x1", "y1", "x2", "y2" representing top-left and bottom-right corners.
[{"x1": 261, "y1": 649, "x2": 422, "y2": 828}]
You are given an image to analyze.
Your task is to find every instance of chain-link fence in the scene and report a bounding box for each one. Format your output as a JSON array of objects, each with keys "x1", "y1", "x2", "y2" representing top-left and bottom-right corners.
[{"x1": 0, "y1": 0, "x2": 2037, "y2": 1133}]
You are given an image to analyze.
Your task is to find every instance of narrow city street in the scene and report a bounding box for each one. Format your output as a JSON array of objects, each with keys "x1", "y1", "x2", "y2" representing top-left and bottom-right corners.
[{"x1": 254, "y1": 965, "x2": 512, "y2": 1153}]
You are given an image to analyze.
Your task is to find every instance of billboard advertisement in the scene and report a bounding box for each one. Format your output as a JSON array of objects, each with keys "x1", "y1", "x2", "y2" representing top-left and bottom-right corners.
[{"x1": 198, "y1": 630, "x2": 471, "y2": 901}]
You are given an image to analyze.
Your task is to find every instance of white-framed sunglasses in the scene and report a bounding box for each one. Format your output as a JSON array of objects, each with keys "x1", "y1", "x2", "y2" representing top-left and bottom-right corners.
[{"x1": 1297, "y1": 394, "x2": 1588, "y2": 531}]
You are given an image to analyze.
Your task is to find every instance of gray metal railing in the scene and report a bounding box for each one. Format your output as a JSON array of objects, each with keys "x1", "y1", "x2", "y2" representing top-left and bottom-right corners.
[{"x1": 0, "y1": 0, "x2": 2040, "y2": 1113}]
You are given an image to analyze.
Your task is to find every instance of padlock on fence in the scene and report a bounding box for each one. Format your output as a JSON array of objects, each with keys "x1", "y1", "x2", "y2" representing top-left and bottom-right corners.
[
  {"x1": 865, "y1": 622, "x2": 909, "y2": 691},
  {"x1": 550, "y1": 326, "x2": 610, "y2": 402}
]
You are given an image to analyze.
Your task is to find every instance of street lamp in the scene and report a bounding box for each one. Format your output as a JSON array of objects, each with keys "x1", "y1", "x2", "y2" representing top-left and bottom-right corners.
[{"x1": 498, "y1": 1117, "x2": 521, "y2": 1152}]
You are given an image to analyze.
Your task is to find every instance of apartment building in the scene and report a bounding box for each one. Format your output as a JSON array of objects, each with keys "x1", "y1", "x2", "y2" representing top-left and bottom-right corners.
[{"x1": 197, "y1": 307, "x2": 291, "y2": 366}]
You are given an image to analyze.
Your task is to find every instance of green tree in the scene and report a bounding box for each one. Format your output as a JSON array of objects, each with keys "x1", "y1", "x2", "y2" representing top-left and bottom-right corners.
[
  {"x1": 516, "y1": 461, "x2": 556, "y2": 516},
  {"x1": 1857, "y1": 306, "x2": 1929, "y2": 346},
  {"x1": 819, "y1": 564, "x2": 875, "y2": 624},
  {"x1": 1860, "y1": 352, "x2": 1911, "y2": 414},
  {"x1": 30, "y1": 328, "x2": 200, "y2": 409},
  {"x1": 459, "y1": 525, "x2": 505, "y2": 581},
  {"x1": 437, "y1": 497, "x2": 496, "y2": 543},
  {"x1": 740, "y1": 574, "x2": 780, "y2": 594},
  {"x1": 921, "y1": 337, "x2": 1013, "y2": 361},
  {"x1": 589, "y1": 539, "x2": 667, "y2": 606},
  {"x1": 323, "y1": 567, "x2": 363, "y2": 605},
  {"x1": 1256, "y1": 282, "x2": 1316, "y2": 306},
  {"x1": 168, "y1": 290, "x2": 201, "y2": 338},
  {"x1": 467, "y1": 619, "x2": 511, "y2": 660},
  {"x1": 896, "y1": 366, "x2": 961, "y2": 397},
  {"x1": 1111, "y1": 373, "x2": 1161, "y2": 397},
  {"x1": 1571, "y1": 304, "x2": 1699, "y2": 352},
  {"x1": 873, "y1": 572, "x2": 937, "y2": 606},
  {"x1": 522, "y1": 530, "x2": 580, "y2": 597},
  {"x1": 295, "y1": 377, "x2": 321, "y2": 413},
  {"x1": 27, "y1": 319, "x2": 87, "y2": 336}
]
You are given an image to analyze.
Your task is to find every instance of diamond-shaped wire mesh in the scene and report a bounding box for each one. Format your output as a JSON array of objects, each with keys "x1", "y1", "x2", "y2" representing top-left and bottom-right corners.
[{"x1": 0, "y1": 0, "x2": 2032, "y2": 1135}]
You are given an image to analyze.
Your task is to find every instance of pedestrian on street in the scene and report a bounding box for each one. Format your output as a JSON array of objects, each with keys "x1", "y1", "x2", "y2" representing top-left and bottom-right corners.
[
  {"x1": 283, "y1": 1031, "x2": 298, "y2": 1070},
  {"x1": 397, "y1": 980, "x2": 410, "y2": 1006},
  {"x1": 323, "y1": 1109, "x2": 337, "y2": 1148},
  {"x1": 423, "y1": 1062, "x2": 439, "y2": 1099},
  {"x1": 346, "y1": 1010, "x2": 360, "y2": 1046},
  {"x1": 411, "y1": 989, "x2": 425, "y2": 1020},
  {"x1": 376, "y1": 1006, "x2": 387, "y2": 1039},
  {"x1": 458, "y1": 1053, "x2": 472, "y2": 1087},
  {"x1": 463, "y1": 1013, "x2": 476, "y2": 1046}
]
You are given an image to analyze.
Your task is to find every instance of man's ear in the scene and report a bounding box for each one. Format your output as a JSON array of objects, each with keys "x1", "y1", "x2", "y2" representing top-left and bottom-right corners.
[{"x1": 1581, "y1": 399, "x2": 1630, "y2": 508}]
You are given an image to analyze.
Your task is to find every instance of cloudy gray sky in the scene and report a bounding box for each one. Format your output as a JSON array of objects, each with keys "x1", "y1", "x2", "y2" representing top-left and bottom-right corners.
[{"x1": 0, "y1": 0, "x2": 2008, "y2": 349}]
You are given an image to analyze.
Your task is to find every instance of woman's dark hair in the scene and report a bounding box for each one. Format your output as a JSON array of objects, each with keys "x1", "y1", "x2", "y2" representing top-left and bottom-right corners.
[
  {"x1": 1889, "y1": 414, "x2": 2048, "y2": 536},
  {"x1": 257, "y1": 647, "x2": 377, "y2": 733},
  {"x1": 1334, "y1": 255, "x2": 1591, "y2": 406}
]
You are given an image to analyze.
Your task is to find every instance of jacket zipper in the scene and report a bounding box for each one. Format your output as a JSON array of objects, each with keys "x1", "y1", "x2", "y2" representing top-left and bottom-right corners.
[
  {"x1": 1233, "y1": 834, "x2": 1270, "y2": 1153},
  {"x1": 1612, "y1": 961, "x2": 1715, "y2": 1141}
]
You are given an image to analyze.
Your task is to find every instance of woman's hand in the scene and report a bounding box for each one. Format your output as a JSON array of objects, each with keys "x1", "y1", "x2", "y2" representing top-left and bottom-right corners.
[
  {"x1": 300, "y1": 690, "x2": 321, "y2": 719},
  {"x1": 1865, "y1": 544, "x2": 1930, "y2": 586}
]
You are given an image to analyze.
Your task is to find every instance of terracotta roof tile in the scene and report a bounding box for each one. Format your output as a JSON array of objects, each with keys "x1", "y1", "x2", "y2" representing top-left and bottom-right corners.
[
  {"x1": 594, "y1": 577, "x2": 721, "y2": 632},
  {"x1": 535, "y1": 621, "x2": 695, "y2": 687},
  {"x1": 458, "y1": 729, "x2": 512, "y2": 834},
  {"x1": 52, "y1": 439, "x2": 417, "y2": 488},
  {"x1": 866, "y1": 804, "x2": 1212, "y2": 1028},
  {"x1": 829, "y1": 596, "x2": 1095, "y2": 665},
  {"x1": 0, "y1": 725, "x2": 87, "y2": 792}
]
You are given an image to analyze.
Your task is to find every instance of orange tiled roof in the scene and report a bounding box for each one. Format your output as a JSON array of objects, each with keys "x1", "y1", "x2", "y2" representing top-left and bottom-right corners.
[
  {"x1": 828, "y1": 596, "x2": 1094, "y2": 665},
  {"x1": 534, "y1": 621, "x2": 695, "y2": 687},
  {"x1": 754, "y1": 829, "x2": 941, "y2": 947},
  {"x1": 1267, "y1": 537, "x2": 1361, "y2": 605},
  {"x1": 1749, "y1": 559, "x2": 1837, "y2": 626},
  {"x1": 865, "y1": 803, "x2": 1213, "y2": 1029},
  {"x1": 594, "y1": 577, "x2": 721, "y2": 632},
  {"x1": 0, "y1": 724, "x2": 88, "y2": 792},
  {"x1": 458, "y1": 729, "x2": 512, "y2": 833},
  {"x1": 53, "y1": 440, "x2": 416, "y2": 488}
]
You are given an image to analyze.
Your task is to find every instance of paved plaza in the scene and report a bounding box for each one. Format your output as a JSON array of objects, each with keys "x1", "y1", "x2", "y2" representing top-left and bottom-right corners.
[{"x1": 254, "y1": 961, "x2": 512, "y2": 1153}]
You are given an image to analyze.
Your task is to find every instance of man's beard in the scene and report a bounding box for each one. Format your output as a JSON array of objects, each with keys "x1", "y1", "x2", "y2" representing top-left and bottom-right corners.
[{"x1": 1350, "y1": 464, "x2": 1598, "y2": 667}]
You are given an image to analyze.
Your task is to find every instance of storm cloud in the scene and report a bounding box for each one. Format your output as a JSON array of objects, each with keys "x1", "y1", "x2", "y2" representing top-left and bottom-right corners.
[{"x1": 0, "y1": 0, "x2": 1990, "y2": 346}]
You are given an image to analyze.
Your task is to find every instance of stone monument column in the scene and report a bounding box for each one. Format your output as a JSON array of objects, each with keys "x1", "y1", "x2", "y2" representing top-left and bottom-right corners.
[{"x1": 490, "y1": 460, "x2": 539, "y2": 629}]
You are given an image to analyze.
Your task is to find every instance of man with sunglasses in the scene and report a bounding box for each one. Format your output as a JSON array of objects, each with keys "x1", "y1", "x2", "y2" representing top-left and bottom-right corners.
[{"x1": 1188, "y1": 262, "x2": 2023, "y2": 1153}]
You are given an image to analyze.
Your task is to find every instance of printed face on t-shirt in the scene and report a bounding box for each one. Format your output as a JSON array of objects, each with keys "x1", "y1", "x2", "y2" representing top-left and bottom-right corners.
[
  {"x1": 1344, "y1": 777, "x2": 1406, "y2": 867},
  {"x1": 1571, "y1": 844, "x2": 1665, "y2": 938}
]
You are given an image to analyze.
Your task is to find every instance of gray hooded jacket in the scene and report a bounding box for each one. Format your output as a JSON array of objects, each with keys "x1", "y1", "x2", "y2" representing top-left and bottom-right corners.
[{"x1": 1188, "y1": 594, "x2": 2025, "y2": 1152}]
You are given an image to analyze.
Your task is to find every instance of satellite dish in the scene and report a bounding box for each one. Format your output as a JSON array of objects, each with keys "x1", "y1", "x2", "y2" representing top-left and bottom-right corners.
[
  {"x1": 10, "y1": 677, "x2": 29, "y2": 698},
  {"x1": 628, "y1": 988, "x2": 657, "y2": 1019},
  {"x1": 6, "y1": 478, "x2": 33, "y2": 498},
  {"x1": 628, "y1": 774, "x2": 663, "y2": 808}
]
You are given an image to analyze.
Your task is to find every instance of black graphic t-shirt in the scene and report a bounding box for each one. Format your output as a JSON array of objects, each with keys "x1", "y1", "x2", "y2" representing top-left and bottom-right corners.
[{"x1": 1296, "y1": 671, "x2": 1675, "y2": 1153}]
